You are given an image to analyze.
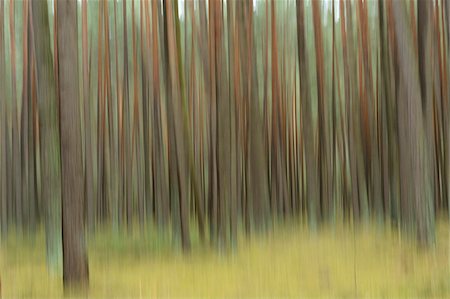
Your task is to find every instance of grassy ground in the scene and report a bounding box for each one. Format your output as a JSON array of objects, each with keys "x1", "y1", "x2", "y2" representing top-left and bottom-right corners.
[{"x1": 1, "y1": 220, "x2": 450, "y2": 298}]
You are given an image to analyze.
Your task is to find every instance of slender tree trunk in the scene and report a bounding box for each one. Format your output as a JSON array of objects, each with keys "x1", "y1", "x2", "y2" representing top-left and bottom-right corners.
[
  {"x1": 113, "y1": 0, "x2": 123, "y2": 231},
  {"x1": 130, "y1": 0, "x2": 143, "y2": 229},
  {"x1": 29, "y1": 37, "x2": 40, "y2": 229},
  {"x1": 26, "y1": 1, "x2": 37, "y2": 230},
  {"x1": 97, "y1": 0, "x2": 106, "y2": 224},
  {"x1": 10, "y1": 0, "x2": 22, "y2": 230},
  {"x1": 141, "y1": 0, "x2": 152, "y2": 226},
  {"x1": 151, "y1": 0, "x2": 169, "y2": 229},
  {"x1": 122, "y1": 0, "x2": 132, "y2": 229},
  {"x1": 81, "y1": 0, "x2": 94, "y2": 232},
  {"x1": 104, "y1": 0, "x2": 114, "y2": 227},
  {"x1": 0, "y1": 0, "x2": 7, "y2": 237},
  {"x1": 312, "y1": 0, "x2": 329, "y2": 221},
  {"x1": 207, "y1": 0, "x2": 218, "y2": 242},
  {"x1": 271, "y1": 0, "x2": 288, "y2": 221},
  {"x1": 32, "y1": 0, "x2": 62, "y2": 272},
  {"x1": 347, "y1": 0, "x2": 368, "y2": 220},
  {"x1": 443, "y1": 0, "x2": 450, "y2": 218},
  {"x1": 227, "y1": 0, "x2": 238, "y2": 248},
  {"x1": 21, "y1": 0, "x2": 30, "y2": 229},
  {"x1": 297, "y1": 0, "x2": 319, "y2": 228},
  {"x1": 214, "y1": 0, "x2": 231, "y2": 248}
]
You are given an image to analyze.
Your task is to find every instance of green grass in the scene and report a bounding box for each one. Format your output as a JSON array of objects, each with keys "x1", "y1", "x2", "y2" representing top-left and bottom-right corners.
[{"x1": 1, "y1": 220, "x2": 450, "y2": 298}]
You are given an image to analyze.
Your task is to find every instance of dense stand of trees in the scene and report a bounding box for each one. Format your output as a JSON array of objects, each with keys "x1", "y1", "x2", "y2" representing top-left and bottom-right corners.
[{"x1": 0, "y1": 0, "x2": 449, "y2": 288}]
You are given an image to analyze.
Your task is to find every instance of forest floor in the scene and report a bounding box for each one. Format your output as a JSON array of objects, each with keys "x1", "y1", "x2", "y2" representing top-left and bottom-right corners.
[{"x1": 1, "y1": 219, "x2": 450, "y2": 298}]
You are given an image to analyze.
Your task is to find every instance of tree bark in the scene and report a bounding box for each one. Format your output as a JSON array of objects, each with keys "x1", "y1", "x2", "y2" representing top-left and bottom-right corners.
[
  {"x1": 57, "y1": 0, "x2": 89, "y2": 287},
  {"x1": 0, "y1": 0, "x2": 7, "y2": 237},
  {"x1": 164, "y1": 0, "x2": 191, "y2": 251},
  {"x1": 297, "y1": 0, "x2": 319, "y2": 227},
  {"x1": 393, "y1": 0, "x2": 435, "y2": 246},
  {"x1": 81, "y1": 0, "x2": 94, "y2": 232},
  {"x1": 31, "y1": 0, "x2": 62, "y2": 271}
]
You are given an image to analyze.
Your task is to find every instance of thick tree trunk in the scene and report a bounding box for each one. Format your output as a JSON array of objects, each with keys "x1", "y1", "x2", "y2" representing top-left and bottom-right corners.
[
  {"x1": 57, "y1": 0, "x2": 89, "y2": 287},
  {"x1": 164, "y1": 0, "x2": 191, "y2": 251},
  {"x1": 57, "y1": 0, "x2": 90, "y2": 286},
  {"x1": 393, "y1": 0, "x2": 434, "y2": 246}
]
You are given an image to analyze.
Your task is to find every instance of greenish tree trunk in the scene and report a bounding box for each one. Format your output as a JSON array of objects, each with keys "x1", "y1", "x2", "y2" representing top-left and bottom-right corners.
[
  {"x1": 31, "y1": 0, "x2": 62, "y2": 272},
  {"x1": 297, "y1": 0, "x2": 319, "y2": 228},
  {"x1": 0, "y1": 0, "x2": 7, "y2": 238}
]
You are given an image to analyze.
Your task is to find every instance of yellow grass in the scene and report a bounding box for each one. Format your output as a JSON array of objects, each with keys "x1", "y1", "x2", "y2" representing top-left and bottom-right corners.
[{"x1": 1, "y1": 220, "x2": 450, "y2": 298}]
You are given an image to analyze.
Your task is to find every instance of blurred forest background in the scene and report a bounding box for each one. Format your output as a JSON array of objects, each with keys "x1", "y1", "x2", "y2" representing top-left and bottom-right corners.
[{"x1": 1, "y1": 0, "x2": 450, "y2": 297}]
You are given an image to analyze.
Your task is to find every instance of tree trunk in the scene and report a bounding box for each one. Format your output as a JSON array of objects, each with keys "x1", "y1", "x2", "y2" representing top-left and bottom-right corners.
[
  {"x1": 164, "y1": 0, "x2": 191, "y2": 251},
  {"x1": 312, "y1": 0, "x2": 329, "y2": 221},
  {"x1": 57, "y1": 0, "x2": 89, "y2": 287},
  {"x1": 0, "y1": 0, "x2": 7, "y2": 237},
  {"x1": 297, "y1": 0, "x2": 319, "y2": 228},
  {"x1": 31, "y1": 0, "x2": 62, "y2": 272},
  {"x1": 393, "y1": 0, "x2": 435, "y2": 246},
  {"x1": 151, "y1": 0, "x2": 169, "y2": 229},
  {"x1": 82, "y1": 0, "x2": 94, "y2": 232},
  {"x1": 214, "y1": 0, "x2": 231, "y2": 248}
]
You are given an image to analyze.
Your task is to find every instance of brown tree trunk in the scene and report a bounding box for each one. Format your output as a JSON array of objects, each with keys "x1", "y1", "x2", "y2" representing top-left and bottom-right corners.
[
  {"x1": 20, "y1": 0, "x2": 30, "y2": 229},
  {"x1": 444, "y1": 0, "x2": 450, "y2": 217},
  {"x1": 227, "y1": 0, "x2": 238, "y2": 247},
  {"x1": 207, "y1": 0, "x2": 219, "y2": 242},
  {"x1": 57, "y1": 0, "x2": 89, "y2": 287},
  {"x1": 213, "y1": 0, "x2": 230, "y2": 247},
  {"x1": 82, "y1": 0, "x2": 94, "y2": 232},
  {"x1": 164, "y1": 0, "x2": 191, "y2": 251},
  {"x1": 312, "y1": 0, "x2": 329, "y2": 221}
]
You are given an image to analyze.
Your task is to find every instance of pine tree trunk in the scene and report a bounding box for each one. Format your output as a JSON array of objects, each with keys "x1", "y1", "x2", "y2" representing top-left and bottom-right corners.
[
  {"x1": 31, "y1": 0, "x2": 62, "y2": 272},
  {"x1": 297, "y1": 0, "x2": 319, "y2": 228},
  {"x1": 393, "y1": 0, "x2": 435, "y2": 246},
  {"x1": 57, "y1": 0, "x2": 89, "y2": 287},
  {"x1": 0, "y1": 0, "x2": 7, "y2": 237}
]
